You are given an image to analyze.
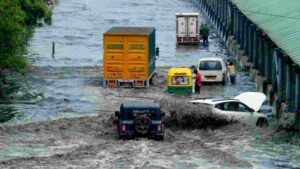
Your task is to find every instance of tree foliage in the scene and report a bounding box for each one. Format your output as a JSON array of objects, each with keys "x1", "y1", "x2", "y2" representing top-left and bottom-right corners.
[{"x1": 0, "y1": 0, "x2": 51, "y2": 72}]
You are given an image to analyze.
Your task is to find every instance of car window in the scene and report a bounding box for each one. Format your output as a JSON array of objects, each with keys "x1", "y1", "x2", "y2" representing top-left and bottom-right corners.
[
  {"x1": 215, "y1": 101, "x2": 254, "y2": 113},
  {"x1": 216, "y1": 102, "x2": 239, "y2": 111},
  {"x1": 238, "y1": 103, "x2": 253, "y2": 112},
  {"x1": 226, "y1": 102, "x2": 239, "y2": 111},
  {"x1": 199, "y1": 61, "x2": 222, "y2": 70},
  {"x1": 215, "y1": 103, "x2": 224, "y2": 110}
]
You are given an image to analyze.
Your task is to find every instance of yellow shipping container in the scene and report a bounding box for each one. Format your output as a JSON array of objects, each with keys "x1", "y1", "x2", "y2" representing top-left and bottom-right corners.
[{"x1": 103, "y1": 27, "x2": 157, "y2": 87}]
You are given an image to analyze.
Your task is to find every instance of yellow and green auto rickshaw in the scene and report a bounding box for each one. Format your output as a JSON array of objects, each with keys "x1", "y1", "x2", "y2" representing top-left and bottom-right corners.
[{"x1": 167, "y1": 68, "x2": 193, "y2": 94}]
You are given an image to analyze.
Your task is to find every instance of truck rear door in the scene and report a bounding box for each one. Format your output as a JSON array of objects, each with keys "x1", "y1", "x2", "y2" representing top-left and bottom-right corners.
[
  {"x1": 188, "y1": 16, "x2": 198, "y2": 37},
  {"x1": 126, "y1": 36, "x2": 148, "y2": 80},
  {"x1": 104, "y1": 35, "x2": 126, "y2": 80},
  {"x1": 177, "y1": 16, "x2": 187, "y2": 37}
]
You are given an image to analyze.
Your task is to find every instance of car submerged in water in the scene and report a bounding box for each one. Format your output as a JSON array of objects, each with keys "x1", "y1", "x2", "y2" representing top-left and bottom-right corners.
[
  {"x1": 114, "y1": 102, "x2": 165, "y2": 140},
  {"x1": 189, "y1": 92, "x2": 271, "y2": 127}
]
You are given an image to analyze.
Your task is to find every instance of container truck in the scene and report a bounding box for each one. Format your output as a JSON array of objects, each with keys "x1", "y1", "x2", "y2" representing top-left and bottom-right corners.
[
  {"x1": 176, "y1": 13, "x2": 200, "y2": 44},
  {"x1": 103, "y1": 27, "x2": 157, "y2": 87}
]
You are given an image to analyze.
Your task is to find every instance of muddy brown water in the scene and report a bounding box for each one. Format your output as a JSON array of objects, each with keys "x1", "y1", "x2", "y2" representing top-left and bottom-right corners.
[
  {"x1": 0, "y1": 114, "x2": 254, "y2": 169},
  {"x1": 0, "y1": 0, "x2": 300, "y2": 168}
]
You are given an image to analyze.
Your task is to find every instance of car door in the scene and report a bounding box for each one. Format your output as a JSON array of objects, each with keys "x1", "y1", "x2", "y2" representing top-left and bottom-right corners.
[
  {"x1": 235, "y1": 102, "x2": 258, "y2": 124},
  {"x1": 214, "y1": 101, "x2": 240, "y2": 120},
  {"x1": 214, "y1": 101, "x2": 254, "y2": 122}
]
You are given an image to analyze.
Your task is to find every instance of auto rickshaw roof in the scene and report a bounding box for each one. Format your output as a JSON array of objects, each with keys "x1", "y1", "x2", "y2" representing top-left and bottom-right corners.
[
  {"x1": 121, "y1": 102, "x2": 160, "y2": 109},
  {"x1": 168, "y1": 68, "x2": 192, "y2": 76}
]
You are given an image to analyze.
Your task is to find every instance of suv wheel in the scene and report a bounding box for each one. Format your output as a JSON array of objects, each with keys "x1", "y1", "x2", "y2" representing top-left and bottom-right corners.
[{"x1": 134, "y1": 115, "x2": 151, "y2": 135}]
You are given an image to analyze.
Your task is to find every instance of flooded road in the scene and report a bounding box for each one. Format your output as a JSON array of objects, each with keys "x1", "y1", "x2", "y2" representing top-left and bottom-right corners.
[
  {"x1": 29, "y1": 0, "x2": 227, "y2": 67},
  {"x1": 0, "y1": 0, "x2": 299, "y2": 168},
  {"x1": 1, "y1": 0, "x2": 257, "y2": 124}
]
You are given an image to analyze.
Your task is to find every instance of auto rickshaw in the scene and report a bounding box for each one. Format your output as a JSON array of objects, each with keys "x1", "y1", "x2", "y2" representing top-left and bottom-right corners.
[{"x1": 167, "y1": 68, "x2": 193, "y2": 94}]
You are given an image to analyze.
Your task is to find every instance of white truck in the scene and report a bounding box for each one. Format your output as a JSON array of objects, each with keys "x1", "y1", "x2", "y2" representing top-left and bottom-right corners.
[{"x1": 176, "y1": 13, "x2": 200, "y2": 44}]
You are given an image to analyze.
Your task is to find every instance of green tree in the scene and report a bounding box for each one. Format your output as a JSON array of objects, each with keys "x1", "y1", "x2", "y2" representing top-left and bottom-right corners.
[
  {"x1": 0, "y1": 0, "x2": 51, "y2": 72},
  {"x1": 0, "y1": 0, "x2": 27, "y2": 71},
  {"x1": 19, "y1": 0, "x2": 50, "y2": 26}
]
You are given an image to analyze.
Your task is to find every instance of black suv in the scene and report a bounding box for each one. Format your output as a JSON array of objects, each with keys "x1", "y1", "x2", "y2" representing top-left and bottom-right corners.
[{"x1": 115, "y1": 102, "x2": 165, "y2": 140}]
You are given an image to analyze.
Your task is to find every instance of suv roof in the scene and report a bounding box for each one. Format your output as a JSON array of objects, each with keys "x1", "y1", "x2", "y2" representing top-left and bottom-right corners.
[{"x1": 121, "y1": 102, "x2": 160, "y2": 109}]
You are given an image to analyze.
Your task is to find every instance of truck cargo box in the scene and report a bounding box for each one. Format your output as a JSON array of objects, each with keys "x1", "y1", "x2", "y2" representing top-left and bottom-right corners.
[
  {"x1": 103, "y1": 27, "x2": 156, "y2": 87},
  {"x1": 176, "y1": 13, "x2": 200, "y2": 44}
]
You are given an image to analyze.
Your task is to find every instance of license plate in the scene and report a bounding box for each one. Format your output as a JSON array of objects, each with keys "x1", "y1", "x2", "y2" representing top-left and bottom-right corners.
[{"x1": 205, "y1": 76, "x2": 216, "y2": 80}]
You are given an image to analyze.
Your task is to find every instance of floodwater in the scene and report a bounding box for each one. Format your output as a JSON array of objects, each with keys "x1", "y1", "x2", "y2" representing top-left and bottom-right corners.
[
  {"x1": 29, "y1": 0, "x2": 227, "y2": 67},
  {"x1": 0, "y1": 0, "x2": 299, "y2": 168},
  {"x1": 0, "y1": 0, "x2": 257, "y2": 124}
]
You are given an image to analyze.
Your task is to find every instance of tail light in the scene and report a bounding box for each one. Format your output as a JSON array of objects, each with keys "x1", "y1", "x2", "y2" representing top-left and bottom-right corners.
[
  {"x1": 157, "y1": 124, "x2": 162, "y2": 131},
  {"x1": 121, "y1": 125, "x2": 126, "y2": 132}
]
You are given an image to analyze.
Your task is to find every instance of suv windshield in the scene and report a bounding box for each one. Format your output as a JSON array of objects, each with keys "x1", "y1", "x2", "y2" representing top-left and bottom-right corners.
[
  {"x1": 127, "y1": 109, "x2": 157, "y2": 120},
  {"x1": 199, "y1": 61, "x2": 222, "y2": 70}
]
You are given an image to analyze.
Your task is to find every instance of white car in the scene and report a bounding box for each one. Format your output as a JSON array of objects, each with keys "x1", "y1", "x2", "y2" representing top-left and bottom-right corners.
[
  {"x1": 197, "y1": 57, "x2": 228, "y2": 85},
  {"x1": 189, "y1": 92, "x2": 270, "y2": 127}
]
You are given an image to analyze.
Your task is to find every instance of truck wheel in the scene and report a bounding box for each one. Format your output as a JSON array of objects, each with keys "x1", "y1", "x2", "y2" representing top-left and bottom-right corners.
[
  {"x1": 256, "y1": 118, "x2": 268, "y2": 128},
  {"x1": 150, "y1": 73, "x2": 158, "y2": 86},
  {"x1": 134, "y1": 115, "x2": 151, "y2": 135}
]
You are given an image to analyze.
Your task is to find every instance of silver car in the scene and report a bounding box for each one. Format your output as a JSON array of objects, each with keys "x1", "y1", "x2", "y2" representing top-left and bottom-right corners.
[{"x1": 189, "y1": 92, "x2": 270, "y2": 127}]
